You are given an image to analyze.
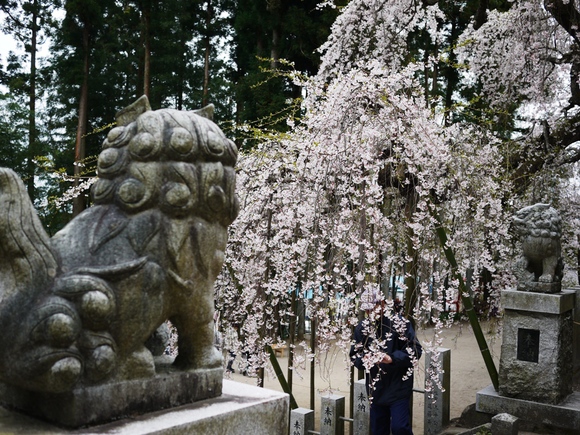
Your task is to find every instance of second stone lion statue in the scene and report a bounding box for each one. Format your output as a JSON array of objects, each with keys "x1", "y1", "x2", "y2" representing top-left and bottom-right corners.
[{"x1": 512, "y1": 203, "x2": 563, "y2": 293}]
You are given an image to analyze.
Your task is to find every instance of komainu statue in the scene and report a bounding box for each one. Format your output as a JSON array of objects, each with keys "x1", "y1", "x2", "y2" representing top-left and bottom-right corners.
[
  {"x1": 0, "y1": 96, "x2": 238, "y2": 426},
  {"x1": 512, "y1": 203, "x2": 563, "y2": 293}
]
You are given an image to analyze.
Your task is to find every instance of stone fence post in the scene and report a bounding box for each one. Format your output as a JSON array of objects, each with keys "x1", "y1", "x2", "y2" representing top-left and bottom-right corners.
[
  {"x1": 352, "y1": 379, "x2": 370, "y2": 435},
  {"x1": 290, "y1": 408, "x2": 314, "y2": 435},
  {"x1": 424, "y1": 347, "x2": 451, "y2": 435},
  {"x1": 320, "y1": 394, "x2": 345, "y2": 435},
  {"x1": 571, "y1": 287, "x2": 580, "y2": 381}
]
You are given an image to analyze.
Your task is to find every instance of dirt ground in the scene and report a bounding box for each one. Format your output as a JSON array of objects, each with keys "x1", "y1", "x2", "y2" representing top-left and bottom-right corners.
[{"x1": 225, "y1": 320, "x2": 503, "y2": 435}]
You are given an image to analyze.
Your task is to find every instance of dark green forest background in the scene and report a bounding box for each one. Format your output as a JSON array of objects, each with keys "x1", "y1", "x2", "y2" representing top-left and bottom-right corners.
[{"x1": 0, "y1": 0, "x2": 345, "y2": 231}]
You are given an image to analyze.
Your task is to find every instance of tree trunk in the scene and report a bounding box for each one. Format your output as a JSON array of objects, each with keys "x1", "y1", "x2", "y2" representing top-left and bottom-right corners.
[
  {"x1": 26, "y1": 0, "x2": 38, "y2": 201},
  {"x1": 176, "y1": 36, "x2": 186, "y2": 110},
  {"x1": 257, "y1": 202, "x2": 273, "y2": 388},
  {"x1": 296, "y1": 297, "x2": 305, "y2": 340},
  {"x1": 430, "y1": 40, "x2": 438, "y2": 105},
  {"x1": 270, "y1": 25, "x2": 280, "y2": 69},
  {"x1": 142, "y1": 5, "x2": 151, "y2": 98},
  {"x1": 73, "y1": 24, "x2": 90, "y2": 217},
  {"x1": 423, "y1": 27, "x2": 431, "y2": 106},
  {"x1": 309, "y1": 315, "x2": 316, "y2": 410},
  {"x1": 268, "y1": 1, "x2": 281, "y2": 69},
  {"x1": 544, "y1": 0, "x2": 580, "y2": 45},
  {"x1": 202, "y1": 0, "x2": 213, "y2": 107}
]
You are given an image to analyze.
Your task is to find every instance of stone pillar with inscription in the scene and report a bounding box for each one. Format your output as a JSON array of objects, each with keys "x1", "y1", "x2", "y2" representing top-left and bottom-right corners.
[
  {"x1": 320, "y1": 394, "x2": 345, "y2": 435},
  {"x1": 290, "y1": 408, "x2": 314, "y2": 435},
  {"x1": 498, "y1": 289, "x2": 574, "y2": 403},
  {"x1": 424, "y1": 348, "x2": 450, "y2": 435},
  {"x1": 353, "y1": 379, "x2": 370, "y2": 435}
]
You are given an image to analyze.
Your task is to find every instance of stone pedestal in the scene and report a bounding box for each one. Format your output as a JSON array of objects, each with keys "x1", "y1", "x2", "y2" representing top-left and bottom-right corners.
[
  {"x1": 476, "y1": 288, "x2": 580, "y2": 431},
  {"x1": 0, "y1": 379, "x2": 289, "y2": 434},
  {"x1": 498, "y1": 289, "x2": 574, "y2": 404},
  {"x1": 0, "y1": 361, "x2": 223, "y2": 428},
  {"x1": 477, "y1": 385, "x2": 580, "y2": 431}
]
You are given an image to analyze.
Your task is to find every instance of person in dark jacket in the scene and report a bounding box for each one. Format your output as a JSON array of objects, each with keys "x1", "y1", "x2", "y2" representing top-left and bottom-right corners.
[{"x1": 350, "y1": 289, "x2": 422, "y2": 435}]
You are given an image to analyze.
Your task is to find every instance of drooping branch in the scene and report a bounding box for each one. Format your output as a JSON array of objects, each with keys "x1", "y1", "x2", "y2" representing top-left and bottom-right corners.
[{"x1": 429, "y1": 204, "x2": 499, "y2": 391}]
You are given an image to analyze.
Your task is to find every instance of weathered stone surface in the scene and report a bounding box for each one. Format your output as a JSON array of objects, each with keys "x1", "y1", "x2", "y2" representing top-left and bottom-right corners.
[
  {"x1": 0, "y1": 96, "x2": 239, "y2": 426},
  {"x1": 424, "y1": 348, "x2": 451, "y2": 435},
  {"x1": 519, "y1": 281, "x2": 561, "y2": 293},
  {"x1": 477, "y1": 385, "x2": 580, "y2": 431},
  {"x1": 320, "y1": 394, "x2": 344, "y2": 435},
  {"x1": 0, "y1": 364, "x2": 222, "y2": 427},
  {"x1": 512, "y1": 204, "x2": 563, "y2": 293},
  {"x1": 498, "y1": 306, "x2": 573, "y2": 403},
  {"x1": 571, "y1": 287, "x2": 580, "y2": 383},
  {"x1": 352, "y1": 379, "x2": 369, "y2": 435},
  {"x1": 501, "y1": 289, "x2": 575, "y2": 314},
  {"x1": 0, "y1": 380, "x2": 289, "y2": 434},
  {"x1": 491, "y1": 413, "x2": 519, "y2": 435},
  {"x1": 290, "y1": 408, "x2": 314, "y2": 435}
]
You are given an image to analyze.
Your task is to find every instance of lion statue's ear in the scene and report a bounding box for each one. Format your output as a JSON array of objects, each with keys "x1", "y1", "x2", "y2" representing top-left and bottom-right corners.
[
  {"x1": 115, "y1": 95, "x2": 152, "y2": 126},
  {"x1": 193, "y1": 104, "x2": 214, "y2": 121}
]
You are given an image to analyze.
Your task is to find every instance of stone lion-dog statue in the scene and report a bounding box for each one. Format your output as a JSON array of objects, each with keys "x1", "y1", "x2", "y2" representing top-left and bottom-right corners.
[
  {"x1": 512, "y1": 203, "x2": 563, "y2": 293},
  {"x1": 0, "y1": 96, "x2": 238, "y2": 426}
]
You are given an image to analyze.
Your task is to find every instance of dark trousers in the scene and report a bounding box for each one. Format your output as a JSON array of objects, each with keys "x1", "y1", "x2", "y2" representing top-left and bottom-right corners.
[{"x1": 369, "y1": 398, "x2": 413, "y2": 435}]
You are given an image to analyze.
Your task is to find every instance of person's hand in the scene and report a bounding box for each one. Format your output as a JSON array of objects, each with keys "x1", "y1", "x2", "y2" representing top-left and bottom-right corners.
[{"x1": 381, "y1": 354, "x2": 392, "y2": 364}]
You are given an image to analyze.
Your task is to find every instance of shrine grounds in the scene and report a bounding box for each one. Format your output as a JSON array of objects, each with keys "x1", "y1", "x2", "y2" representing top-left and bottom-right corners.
[{"x1": 225, "y1": 320, "x2": 504, "y2": 435}]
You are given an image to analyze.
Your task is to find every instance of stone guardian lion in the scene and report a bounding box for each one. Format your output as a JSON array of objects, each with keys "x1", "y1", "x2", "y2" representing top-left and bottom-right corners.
[{"x1": 512, "y1": 203, "x2": 563, "y2": 293}]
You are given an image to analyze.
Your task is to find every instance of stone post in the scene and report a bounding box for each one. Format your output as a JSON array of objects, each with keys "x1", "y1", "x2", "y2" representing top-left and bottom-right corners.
[
  {"x1": 290, "y1": 408, "x2": 314, "y2": 435},
  {"x1": 571, "y1": 286, "x2": 580, "y2": 382},
  {"x1": 424, "y1": 347, "x2": 451, "y2": 435},
  {"x1": 320, "y1": 394, "x2": 345, "y2": 435},
  {"x1": 491, "y1": 413, "x2": 519, "y2": 435},
  {"x1": 352, "y1": 379, "x2": 370, "y2": 435}
]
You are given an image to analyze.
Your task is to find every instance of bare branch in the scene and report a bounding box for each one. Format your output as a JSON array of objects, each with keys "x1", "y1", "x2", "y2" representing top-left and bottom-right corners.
[{"x1": 544, "y1": 0, "x2": 580, "y2": 46}]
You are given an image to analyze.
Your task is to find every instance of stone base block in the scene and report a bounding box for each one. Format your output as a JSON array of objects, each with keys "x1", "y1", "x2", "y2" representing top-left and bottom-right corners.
[
  {"x1": 0, "y1": 363, "x2": 222, "y2": 427},
  {"x1": 517, "y1": 281, "x2": 561, "y2": 293},
  {"x1": 502, "y1": 289, "x2": 575, "y2": 314},
  {"x1": 491, "y1": 413, "x2": 519, "y2": 435},
  {"x1": 0, "y1": 379, "x2": 289, "y2": 434},
  {"x1": 499, "y1": 290, "x2": 573, "y2": 403},
  {"x1": 476, "y1": 385, "x2": 580, "y2": 431}
]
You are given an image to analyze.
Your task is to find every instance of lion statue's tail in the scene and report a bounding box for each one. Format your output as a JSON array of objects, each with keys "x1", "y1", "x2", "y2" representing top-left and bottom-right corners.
[{"x1": 0, "y1": 168, "x2": 83, "y2": 392}]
